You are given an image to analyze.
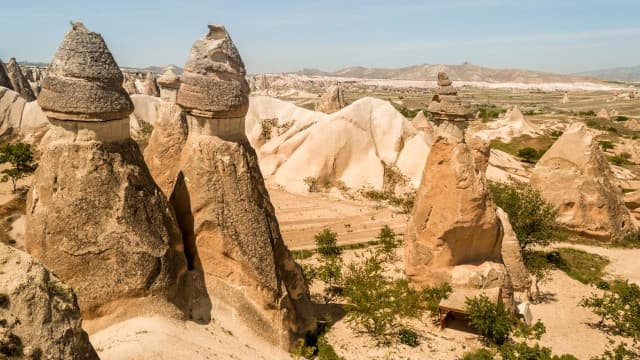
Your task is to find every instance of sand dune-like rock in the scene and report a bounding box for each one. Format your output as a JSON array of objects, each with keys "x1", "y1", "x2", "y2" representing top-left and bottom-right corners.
[
  {"x1": 247, "y1": 95, "x2": 429, "y2": 192},
  {"x1": 0, "y1": 243, "x2": 99, "y2": 359},
  {"x1": 5, "y1": 58, "x2": 36, "y2": 101},
  {"x1": 315, "y1": 84, "x2": 345, "y2": 113},
  {"x1": 474, "y1": 106, "x2": 541, "y2": 142},
  {"x1": 530, "y1": 123, "x2": 632, "y2": 241},
  {"x1": 147, "y1": 24, "x2": 317, "y2": 349},
  {"x1": 0, "y1": 87, "x2": 26, "y2": 137},
  {"x1": 26, "y1": 22, "x2": 187, "y2": 318}
]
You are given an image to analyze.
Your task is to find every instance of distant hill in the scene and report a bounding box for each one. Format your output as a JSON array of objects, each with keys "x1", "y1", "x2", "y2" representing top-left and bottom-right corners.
[
  {"x1": 573, "y1": 66, "x2": 640, "y2": 82},
  {"x1": 121, "y1": 64, "x2": 183, "y2": 75},
  {"x1": 298, "y1": 63, "x2": 600, "y2": 84}
]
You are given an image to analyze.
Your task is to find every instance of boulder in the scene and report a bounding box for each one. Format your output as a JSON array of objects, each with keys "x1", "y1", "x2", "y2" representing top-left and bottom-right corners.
[
  {"x1": 147, "y1": 25, "x2": 316, "y2": 349},
  {"x1": 26, "y1": 22, "x2": 188, "y2": 319},
  {"x1": 5, "y1": 58, "x2": 35, "y2": 101},
  {"x1": 530, "y1": 123, "x2": 632, "y2": 241},
  {"x1": 0, "y1": 243, "x2": 99, "y2": 359},
  {"x1": 315, "y1": 84, "x2": 345, "y2": 113}
]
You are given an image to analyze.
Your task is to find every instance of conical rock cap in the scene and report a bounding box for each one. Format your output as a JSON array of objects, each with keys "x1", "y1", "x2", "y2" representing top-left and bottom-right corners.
[
  {"x1": 38, "y1": 22, "x2": 133, "y2": 121},
  {"x1": 177, "y1": 24, "x2": 249, "y2": 118}
]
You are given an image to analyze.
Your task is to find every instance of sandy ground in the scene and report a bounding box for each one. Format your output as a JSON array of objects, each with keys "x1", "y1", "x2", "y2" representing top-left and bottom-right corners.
[{"x1": 268, "y1": 185, "x2": 408, "y2": 250}]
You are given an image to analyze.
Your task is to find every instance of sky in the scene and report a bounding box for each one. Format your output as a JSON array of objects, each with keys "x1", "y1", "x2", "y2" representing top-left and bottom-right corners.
[{"x1": 1, "y1": 0, "x2": 639, "y2": 75}]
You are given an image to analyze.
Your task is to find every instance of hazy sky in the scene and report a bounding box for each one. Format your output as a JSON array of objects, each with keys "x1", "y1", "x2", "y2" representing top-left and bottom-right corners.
[{"x1": 1, "y1": 0, "x2": 638, "y2": 74}]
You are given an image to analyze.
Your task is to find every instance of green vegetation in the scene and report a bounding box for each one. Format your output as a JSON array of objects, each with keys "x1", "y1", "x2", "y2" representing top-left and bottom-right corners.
[
  {"x1": 550, "y1": 130, "x2": 564, "y2": 138},
  {"x1": 314, "y1": 229, "x2": 343, "y2": 300},
  {"x1": 316, "y1": 336, "x2": 344, "y2": 360},
  {"x1": 360, "y1": 188, "x2": 415, "y2": 214},
  {"x1": 499, "y1": 342, "x2": 578, "y2": 360},
  {"x1": 614, "y1": 115, "x2": 629, "y2": 122},
  {"x1": 607, "y1": 153, "x2": 634, "y2": 166},
  {"x1": 376, "y1": 225, "x2": 401, "y2": 260},
  {"x1": 599, "y1": 141, "x2": 615, "y2": 150},
  {"x1": 581, "y1": 280, "x2": 640, "y2": 339},
  {"x1": 0, "y1": 143, "x2": 36, "y2": 193},
  {"x1": 462, "y1": 348, "x2": 495, "y2": 360},
  {"x1": 548, "y1": 248, "x2": 609, "y2": 285},
  {"x1": 393, "y1": 104, "x2": 424, "y2": 119},
  {"x1": 398, "y1": 327, "x2": 419, "y2": 347},
  {"x1": 476, "y1": 104, "x2": 507, "y2": 122},
  {"x1": 465, "y1": 295, "x2": 513, "y2": 345},
  {"x1": 490, "y1": 135, "x2": 555, "y2": 162},
  {"x1": 580, "y1": 110, "x2": 597, "y2": 117},
  {"x1": 314, "y1": 229, "x2": 341, "y2": 258},
  {"x1": 517, "y1": 147, "x2": 545, "y2": 163},
  {"x1": 617, "y1": 230, "x2": 640, "y2": 248}
]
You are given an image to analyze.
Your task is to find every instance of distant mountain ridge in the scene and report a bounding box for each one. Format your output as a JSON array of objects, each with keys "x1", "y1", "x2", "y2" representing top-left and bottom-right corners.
[
  {"x1": 297, "y1": 63, "x2": 602, "y2": 84},
  {"x1": 573, "y1": 65, "x2": 640, "y2": 82},
  {"x1": 17, "y1": 60, "x2": 183, "y2": 75}
]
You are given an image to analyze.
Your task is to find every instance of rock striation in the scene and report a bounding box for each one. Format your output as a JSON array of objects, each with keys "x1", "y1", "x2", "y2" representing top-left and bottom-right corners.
[
  {"x1": 5, "y1": 58, "x2": 36, "y2": 101},
  {"x1": 143, "y1": 71, "x2": 161, "y2": 97},
  {"x1": 26, "y1": 22, "x2": 187, "y2": 318},
  {"x1": 157, "y1": 67, "x2": 181, "y2": 102},
  {"x1": 406, "y1": 72, "x2": 509, "y2": 292},
  {"x1": 315, "y1": 84, "x2": 345, "y2": 113},
  {"x1": 530, "y1": 123, "x2": 632, "y2": 241},
  {"x1": 0, "y1": 243, "x2": 99, "y2": 359},
  {"x1": 146, "y1": 24, "x2": 317, "y2": 349}
]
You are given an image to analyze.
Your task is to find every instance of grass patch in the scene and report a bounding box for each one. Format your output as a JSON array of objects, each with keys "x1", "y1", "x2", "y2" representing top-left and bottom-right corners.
[
  {"x1": 548, "y1": 247, "x2": 609, "y2": 284},
  {"x1": 490, "y1": 135, "x2": 555, "y2": 159}
]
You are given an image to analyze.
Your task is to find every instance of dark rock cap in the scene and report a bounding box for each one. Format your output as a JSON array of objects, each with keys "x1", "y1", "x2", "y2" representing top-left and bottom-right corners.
[
  {"x1": 0, "y1": 59, "x2": 13, "y2": 90},
  {"x1": 6, "y1": 58, "x2": 36, "y2": 101},
  {"x1": 177, "y1": 24, "x2": 249, "y2": 118},
  {"x1": 38, "y1": 22, "x2": 133, "y2": 121},
  {"x1": 428, "y1": 72, "x2": 469, "y2": 122}
]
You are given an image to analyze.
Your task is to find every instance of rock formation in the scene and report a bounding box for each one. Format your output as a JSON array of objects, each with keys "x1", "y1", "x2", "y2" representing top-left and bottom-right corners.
[
  {"x1": 597, "y1": 108, "x2": 609, "y2": 119},
  {"x1": 496, "y1": 208, "x2": 530, "y2": 291},
  {"x1": 561, "y1": 92, "x2": 569, "y2": 104},
  {"x1": 26, "y1": 22, "x2": 187, "y2": 318},
  {"x1": 123, "y1": 72, "x2": 138, "y2": 94},
  {"x1": 405, "y1": 72, "x2": 508, "y2": 291},
  {"x1": 0, "y1": 87, "x2": 27, "y2": 137},
  {"x1": 157, "y1": 67, "x2": 181, "y2": 102},
  {"x1": 143, "y1": 71, "x2": 160, "y2": 97},
  {"x1": 0, "y1": 243, "x2": 99, "y2": 359},
  {"x1": 530, "y1": 123, "x2": 632, "y2": 241},
  {"x1": 5, "y1": 58, "x2": 36, "y2": 101},
  {"x1": 0, "y1": 59, "x2": 12, "y2": 89},
  {"x1": 146, "y1": 24, "x2": 316, "y2": 349},
  {"x1": 411, "y1": 110, "x2": 434, "y2": 134},
  {"x1": 474, "y1": 105, "x2": 541, "y2": 142},
  {"x1": 315, "y1": 84, "x2": 345, "y2": 113}
]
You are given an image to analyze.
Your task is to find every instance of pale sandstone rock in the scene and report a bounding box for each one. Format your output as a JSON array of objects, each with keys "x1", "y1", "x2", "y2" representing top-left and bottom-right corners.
[
  {"x1": 0, "y1": 87, "x2": 26, "y2": 137},
  {"x1": 147, "y1": 25, "x2": 316, "y2": 349},
  {"x1": 530, "y1": 123, "x2": 632, "y2": 241},
  {"x1": 496, "y1": 208, "x2": 530, "y2": 291},
  {"x1": 411, "y1": 110, "x2": 434, "y2": 134},
  {"x1": 5, "y1": 58, "x2": 36, "y2": 101},
  {"x1": 561, "y1": 92, "x2": 569, "y2": 104},
  {"x1": 427, "y1": 72, "x2": 469, "y2": 124},
  {"x1": 123, "y1": 73, "x2": 138, "y2": 95},
  {"x1": 0, "y1": 243, "x2": 99, "y2": 359},
  {"x1": 142, "y1": 71, "x2": 160, "y2": 97},
  {"x1": 26, "y1": 22, "x2": 188, "y2": 319},
  {"x1": 597, "y1": 108, "x2": 609, "y2": 119},
  {"x1": 315, "y1": 84, "x2": 345, "y2": 113},
  {"x1": 0, "y1": 59, "x2": 12, "y2": 89},
  {"x1": 157, "y1": 67, "x2": 181, "y2": 102}
]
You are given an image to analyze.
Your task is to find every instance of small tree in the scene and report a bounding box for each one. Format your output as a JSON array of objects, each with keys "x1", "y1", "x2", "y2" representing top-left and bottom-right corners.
[
  {"x1": 523, "y1": 251, "x2": 553, "y2": 301},
  {"x1": 0, "y1": 143, "x2": 36, "y2": 193},
  {"x1": 580, "y1": 280, "x2": 640, "y2": 340},
  {"x1": 313, "y1": 228, "x2": 343, "y2": 301},
  {"x1": 315, "y1": 228, "x2": 341, "y2": 258},
  {"x1": 303, "y1": 176, "x2": 319, "y2": 192},
  {"x1": 376, "y1": 225, "x2": 401, "y2": 260},
  {"x1": 465, "y1": 295, "x2": 513, "y2": 345}
]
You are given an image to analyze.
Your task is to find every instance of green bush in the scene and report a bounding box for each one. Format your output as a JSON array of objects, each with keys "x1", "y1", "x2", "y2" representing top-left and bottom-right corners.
[
  {"x1": 551, "y1": 130, "x2": 564, "y2": 138},
  {"x1": 315, "y1": 229, "x2": 341, "y2": 258},
  {"x1": 0, "y1": 142, "x2": 36, "y2": 193},
  {"x1": 462, "y1": 348, "x2": 495, "y2": 360},
  {"x1": 591, "y1": 342, "x2": 638, "y2": 360},
  {"x1": 398, "y1": 327, "x2": 419, "y2": 347},
  {"x1": 477, "y1": 104, "x2": 507, "y2": 122},
  {"x1": 580, "y1": 280, "x2": 640, "y2": 340},
  {"x1": 599, "y1": 141, "x2": 615, "y2": 150},
  {"x1": 499, "y1": 341, "x2": 578, "y2": 360},
  {"x1": 376, "y1": 225, "x2": 401, "y2": 259},
  {"x1": 517, "y1": 147, "x2": 544, "y2": 163},
  {"x1": 618, "y1": 230, "x2": 640, "y2": 248},
  {"x1": 422, "y1": 283, "x2": 453, "y2": 319},
  {"x1": 607, "y1": 154, "x2": 634, "y2": 166},
  {"x1": 523, "y1": 251, "x2": 553, "y2": 300},
  {"x1": 465, "y1": 295, "x2": 513, "y2": 345},
  {"x1": 489, "y1": 182, "x2": 558, "y2": 251},
  {"x1": 580, "y1": 110, "x2": 597, "y2": 117},
  {"x1": 615, "y1": 115, "x2": 629, "y2": 122},
  {"x1": 317, "y1": 336, "x2": 344, "y2": 360}
]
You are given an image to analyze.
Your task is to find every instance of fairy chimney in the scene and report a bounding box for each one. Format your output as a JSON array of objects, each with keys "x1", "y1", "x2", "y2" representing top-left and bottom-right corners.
[
  {"x1": 26, "y1": 22, "x2": 187, "y2": 319},
  {"x1": 5, "y1": 58, "x2": 36, "y2": 101},
  {"x1": 157, "y1": 67, "x2": 181, "y2": 102},
  {"x1": 142, "y1": 71, "x2": 160, "y2": 97},
  {"x1": 148, "y1": 24, "x2": 317, "y2": 349}
]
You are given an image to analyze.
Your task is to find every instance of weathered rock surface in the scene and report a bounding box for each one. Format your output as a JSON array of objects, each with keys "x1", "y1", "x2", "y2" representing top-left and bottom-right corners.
[
  {"x1": 142, "y1": 71, "x2": 160, "y2": 97},
  {"x1": 146, "y1": 25, "x2": 317, "y2": 349},
  {"x1": 177, "y1": 25, "x2": 250, "y2": 118},
  {"x1": 405, "y1": 125, "x2": 504, "y2": 288},
  {"x1": 597, "y1": 108, "x2": 609, "y2": 119},
  {"x1": 315, "y1": 84, "x2": 345, "y2": 113},
  {"x1": 0, "y1": 59, "x2": 12, "y2": 89},
  {"x1": 26, "y1": 22, "x2": 187, "y2": 319},
  {"x1": 530, "y1": 123, "x2": 632, "y2": 241},
  {"x1": 0, "y1": 87, "x2": 26, "y2": 137},
  {"x1": 157, "y1": 67, "x2": 181, "y2": 102},
  {"x1": 496, "y1": 208, "x2": 530, "y2": 291},
  {"x1": 427, "y1": 72, "x2": 469, "y2": 123},
  {"x1": 0, "y1": 243, "x2": 99, "y2": 359},
  {"x1": 38, "y1": 22, "x2": 133, "y2": 121},
  {"x1": 5, "y1": 58, "x2": 36, "y2": 101}
]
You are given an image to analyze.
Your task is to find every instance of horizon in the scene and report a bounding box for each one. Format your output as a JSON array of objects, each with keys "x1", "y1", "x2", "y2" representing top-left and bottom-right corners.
[{"x1": 1, "y1": 0, "x2": 639, "y2": 75}]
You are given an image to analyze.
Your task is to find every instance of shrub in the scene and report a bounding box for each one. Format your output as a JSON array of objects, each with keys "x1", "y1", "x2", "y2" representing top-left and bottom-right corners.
[
  {"x1": 615, "y1": 115, "x2": 629, "y2": 122},
  {"x1": 260, "y1": 118, "x2": 277, "y2": 140},
  {"x1": 591, "y1": 342, "x2": 638, "y2": 360},
  {"x1": 517, "y1": 147, "x2": 544, "y2": 163},
  {"x1": 523, "y1": 251, "x2": 553, "y2": 301},
  {"x1": 499, "y1": 341, "x2": 578, "y2": 360},
  {"x1": 462, "y1": 348, "x2": 495, "y2": 360},
  {"x1": 422, "y1": 283, "x2": 453, "y2": 319},
  {"x1": 0, "y1": 293, "x2": 9, "y2": 309},
  {"x1": 465, "y1": 295, "x2": 513, "y2": 345},
  {"x1": 618, "y1": 230, "x2": 640, "y2": 248},
  {"x1": 599, "y1": 141, "x2": 615, "y2": 150},
  {"x1": 291, "y1": 338, "x2": 315, "y2": 359},
  {"x1": 580, "y1": 110, "x2": 597, "y2": 117},
  {"x1": 304, "y1": 176, "x2": 320, "y2": 192},
  {"x1": 317, "y1": 255, "x2": 343, "y2": 296},
  {"x1": 607, "y1": 154, "x2": 634, "y2": 166},
  {"x1": 580, "y1": 280, "x2": 640, "y2": 340},
  {"x1": 477, "y1": 104, "x2": 507, "y2": 122},
  {"x1": 317, "y1": 336, "x2": 344, "y2": 360},
  {"x1": 551, "y1": 130, "x2": 564, "y2": 138},
  {"x1": 398, "y1": 327, "x2": 419, "y2": 347},
  {"x1": 489, "y1": 182, "x2": 558, "y2": 251},
  {"x1": 315, "y1": 229, "x2": 341, "y2": 258},
  {"x1": 376, "y1": 225, "x2": 400, "y2": 259}
]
